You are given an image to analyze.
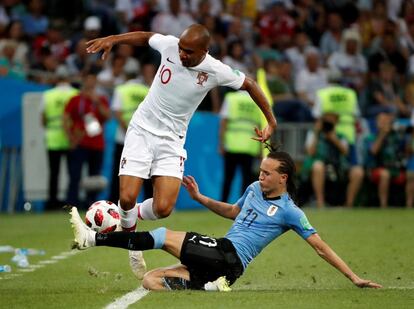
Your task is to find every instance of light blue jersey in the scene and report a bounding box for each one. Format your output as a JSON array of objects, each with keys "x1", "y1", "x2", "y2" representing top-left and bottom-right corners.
[{"x1": 225, "y1": 181, "x2": 316, "y2": 269}]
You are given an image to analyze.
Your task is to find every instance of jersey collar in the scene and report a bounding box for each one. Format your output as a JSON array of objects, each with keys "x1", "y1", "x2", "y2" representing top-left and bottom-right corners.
[{"x1": 262, "y1": 193, "x2": 281, "y2": 201}]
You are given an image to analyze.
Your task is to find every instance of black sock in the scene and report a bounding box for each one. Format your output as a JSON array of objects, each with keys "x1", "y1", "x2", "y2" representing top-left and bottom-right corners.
[{"x1": 95, "y1": 231, "x2": 154, "y2": 250}]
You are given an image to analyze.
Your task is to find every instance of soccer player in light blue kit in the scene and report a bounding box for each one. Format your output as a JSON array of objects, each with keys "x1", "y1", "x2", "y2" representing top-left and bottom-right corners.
[{"x1": 69, "y1": 147, "x2": 382, "y2": 291}]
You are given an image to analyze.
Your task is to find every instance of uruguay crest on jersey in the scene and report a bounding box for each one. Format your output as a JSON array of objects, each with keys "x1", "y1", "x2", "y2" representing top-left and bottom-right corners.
[{"x1": 267, "y1": 205, "x2": 278, "y2": 216}]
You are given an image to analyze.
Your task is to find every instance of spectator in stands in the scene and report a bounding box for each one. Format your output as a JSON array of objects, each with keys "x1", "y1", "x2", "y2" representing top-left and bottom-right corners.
[
  {"x1": 191, "y1": 0, "x2": 214, "y2": 25},
  {"x1": 0, "y1": 39, "x2": 25, "y2": 79},
  {"x1": 33, "y1": 20, "x2": 70, "y2": 64},
  {"x1": 115, "y1": 44, "x2": 140, "y2": 75},
  {"x1": 368, "y1": 32, "x2": 407, "y2": 81},
  {"x1": 65, "y1": 38, "x2": 99, "y2": 84},
  {"x1": 327, "y1": 29, "x2": 367, "y2": 93},
  {"x1": 314, "y1": 83, "x2": 364, "y2": 208},
  {"x1": 110, "y1": 62, "x2": 156, "y2": 203},
  {"x1": 364, "y1": 111, "x2": 406, "y2": 208},
  {"x1": 295, "y1": 47, "x2": 328, "y2": 109},
  {"x1": 293, "y1": 0, "x2": 326, "y2": 46},
  {"x1": 266, "y1": 57, "x2": 313, "y2": 122},
  {"x1": 397, "y1": 0, "x2": 414, "y2": 57},
  {"x1": 301, "y1": 112, "x2": 349, "y2": 208},
  {"x1": 221, "y1": 0, "x2": 255, "y2": 47},
  {"x1": 20, "y1": 0, "x2": 48, "y2": 37},
  {"x1": 256, "y1": 0, "x2": 295, "y2": 50},
  {"x1": 83, "y1": 15, "x2": 102, "y2": 41},
  {"x1": 150, "y1": 0, "x2": 195, "y2": 37},
  {"x1": 197, "y1": 12, "x2": 225, "y2": 59},
  {"x1": 115, "y1": 0, "x2": 156, "y2": 32},
  {"x1": 222, "y1": 39, "x2": 249, "y2": 74},
  {"x1": 0, "y1": 20, "x2": 29, "y2": 69},
  {"x1": 219, "y1": 90, "x2": 262, "y2": 202},
  {"x1": 97, "y1": 54, "x2": 126, "y2": 97},
  {"x1": 319, "y1": 11, "x2": 344, "y2": 59},
  {"x1": 366, "y1": 61, "x2": 409, "y2": 118},
  {"x1": 41, "y1": 65, "x2": 78, "y2": 210},
  {"x1": 285, "y1": 30, "x2": 313, "y2": 78},
  {"x1": 29, "y1": 48, "x2": 59, "y2": 84},
  {"x1": 0, "y1": 3, "x2": 9, "y2": 35},
  {"x1": 63, "y1": 66, "x2": 110, "y2": 207},
  {"x1": 190, "y1": 0, "x2": 222, "y2": 19}
]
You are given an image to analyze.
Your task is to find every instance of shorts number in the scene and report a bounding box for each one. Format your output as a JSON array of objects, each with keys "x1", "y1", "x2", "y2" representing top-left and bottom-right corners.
[
  {"x1": 242, "y1": 208, "x2": 258, "y2": 227},
  {"x1": 159, "y1": 64, "x2": 172, "y2": 84},
  {"x1": 199, "y1": 236, "x2": 217, "y2": 248}
]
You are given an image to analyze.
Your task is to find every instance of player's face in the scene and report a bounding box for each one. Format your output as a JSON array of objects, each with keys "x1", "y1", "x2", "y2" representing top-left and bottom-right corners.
[
  {"x1": 177, "y1": 39, "x2": 207, "y2": 67},
  {"x1": 258, "y1": 158, "x2": 288, "y2": 197}
]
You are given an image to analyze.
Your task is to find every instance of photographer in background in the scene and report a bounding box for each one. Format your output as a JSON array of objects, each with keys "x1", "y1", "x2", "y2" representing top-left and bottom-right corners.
[
  {"x1": 364, "y1": 112, "x2": 406, "y2": 208},
  {"x1": 301, "y1": 112, "x2": 349, "y2": 208}
]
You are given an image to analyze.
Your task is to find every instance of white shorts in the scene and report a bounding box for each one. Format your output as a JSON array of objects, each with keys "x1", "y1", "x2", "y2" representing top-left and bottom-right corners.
[{"x1": 119, "y1": 126, "x2": 187, "y2": 180}]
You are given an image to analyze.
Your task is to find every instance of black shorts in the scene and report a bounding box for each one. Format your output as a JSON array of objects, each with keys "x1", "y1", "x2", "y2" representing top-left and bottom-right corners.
[{"x1": 180, "y1": 232, "x2": 244, "y2": 290}]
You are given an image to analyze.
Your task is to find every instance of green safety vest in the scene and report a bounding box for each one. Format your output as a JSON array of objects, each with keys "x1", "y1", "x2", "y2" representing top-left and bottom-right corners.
[
  {"x1": 44, "y1": 86, "x2": 78, "y2": 150},
  {"x1": 224, "y1": 92, "x2": 262, "y2": 156},
  {"x1": 317, "y1": 86, "x2": 358, "y2": 144},
  {"x1": 116, "y1": 83, "x2": 149, "y2": 124}
]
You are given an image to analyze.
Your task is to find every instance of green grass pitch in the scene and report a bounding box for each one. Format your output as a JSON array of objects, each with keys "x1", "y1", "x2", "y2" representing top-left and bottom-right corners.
[{"x1": 1, "y1": 208, "x2": 413, "y2": 308}]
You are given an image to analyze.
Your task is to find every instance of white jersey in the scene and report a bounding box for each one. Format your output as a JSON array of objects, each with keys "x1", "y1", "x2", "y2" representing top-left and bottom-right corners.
[{"x1": 130, "y1": 34, "x2": 245, "y2": 141}]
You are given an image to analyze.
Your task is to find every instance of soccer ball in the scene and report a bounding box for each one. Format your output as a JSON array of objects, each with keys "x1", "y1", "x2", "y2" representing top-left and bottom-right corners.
[{"x1": 85, "y1": 200, "x2": 120, "y2": 233}]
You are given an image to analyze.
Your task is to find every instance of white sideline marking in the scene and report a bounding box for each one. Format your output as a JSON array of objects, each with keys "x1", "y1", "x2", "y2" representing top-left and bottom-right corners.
[{"x1": 104, "y1": 286, "x2": 149, "y2": 309}]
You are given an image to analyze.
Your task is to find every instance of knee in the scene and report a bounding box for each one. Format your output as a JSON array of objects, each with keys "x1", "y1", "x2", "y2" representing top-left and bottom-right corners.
[
  {"x1": 350, "y1": 166, "x2": 364, "y2": 180},
  {"x1": 379, "y1": 169, "x2": 390, "y2": 181},
  {"x1": 119, "y1": 188, "x2": 137, "y2": 210},
  {"x1": 153, "y1": 199, "x2": 175, "y2": 218},
  {"x1": 312, "y1": 161, "x2": 325, "y2": 173}
]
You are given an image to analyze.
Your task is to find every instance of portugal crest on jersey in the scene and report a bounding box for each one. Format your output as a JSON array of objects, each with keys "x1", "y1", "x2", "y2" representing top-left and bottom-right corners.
[
  {"x1": 196, "y1": 71, "x2": 209, "y2": 86},
  {"x1": 267, "y1": 205, "x2": 278, "y2": 216}
]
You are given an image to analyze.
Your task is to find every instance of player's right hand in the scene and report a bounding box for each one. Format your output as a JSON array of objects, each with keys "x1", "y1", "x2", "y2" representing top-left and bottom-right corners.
[
  {"x1": 353, "y1": 277, "x2": 382, "y2": 289},
  {"x1": 182, "y1": 175, "x2": 200, "y2": 200},
  {"x1": 86, "y1": 36, "x2": 114, "y2": 60}
]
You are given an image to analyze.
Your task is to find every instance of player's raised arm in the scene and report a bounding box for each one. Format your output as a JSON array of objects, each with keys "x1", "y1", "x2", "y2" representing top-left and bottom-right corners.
[
  {"x1": 182, "y1": 176, "x2": 240, "y2": 219},
  {"x1": 86, "y1": 31, "x2": 156, "y2": 60},
  {"x1": 240, "y1": 76, "x2": 277, "y2": 142},
  {"x1": 306, "y1": 233, "x2": 382, "y2": 288}
]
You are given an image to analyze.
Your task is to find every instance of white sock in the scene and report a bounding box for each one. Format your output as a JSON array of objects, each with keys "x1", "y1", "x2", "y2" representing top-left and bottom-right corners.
[
  {"x1": 204, "y1": 281, "x2": 219, "y2": 291},
  {"x1": 137, "y1": 198, "x2": 158, "y2": 220},
  {"x1": 118, "y1": 201, "x2": 138, "y2": 230}
]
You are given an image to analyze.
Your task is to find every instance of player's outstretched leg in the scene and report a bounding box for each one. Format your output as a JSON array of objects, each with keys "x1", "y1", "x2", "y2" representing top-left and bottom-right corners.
[{"x1": 70, "y1": 207, "x2": 96, "y2": 250}]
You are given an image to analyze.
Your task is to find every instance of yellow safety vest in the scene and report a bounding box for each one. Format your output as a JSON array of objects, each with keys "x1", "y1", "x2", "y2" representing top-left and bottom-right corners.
[
  {"x1": 317, "y1": 86, "x2": 358, "y2": 144},
  {"x1": 224, "y1": 92, "x2": 262, "y2": 156},
  {"x1": 116, "y1": 83, "x2": 149, "y2": 124},
  {"x1": 44, "y1": 86, "x2": 78, "y2": 150}
]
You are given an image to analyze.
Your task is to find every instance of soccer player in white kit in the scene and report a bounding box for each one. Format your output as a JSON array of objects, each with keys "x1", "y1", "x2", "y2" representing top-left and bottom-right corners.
[{"x1": 86, "y1": 24, "x2": 277, "y2": 279}]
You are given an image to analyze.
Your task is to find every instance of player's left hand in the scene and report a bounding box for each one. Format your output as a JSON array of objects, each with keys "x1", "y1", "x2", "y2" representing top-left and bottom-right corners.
[
  {"x1": 353, "y1": 278, "x2": 382, "y2": 289},
  {"x1": 252, "y1": 125, "x2": 275, "y2": 143},
  {"x1": 182, "y1": 175, "x2": 200, "y2": 200}
]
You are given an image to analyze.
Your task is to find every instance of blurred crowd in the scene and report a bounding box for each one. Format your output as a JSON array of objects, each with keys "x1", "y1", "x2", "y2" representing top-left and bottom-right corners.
[{"x1": 1, "y1": 0, "x2": 414, "y2": 208}]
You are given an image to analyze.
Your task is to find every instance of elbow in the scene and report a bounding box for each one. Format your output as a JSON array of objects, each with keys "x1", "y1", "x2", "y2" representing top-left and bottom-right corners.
[{"x1": 240, "y1": 76, "x2": 255, "y2": 91}]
